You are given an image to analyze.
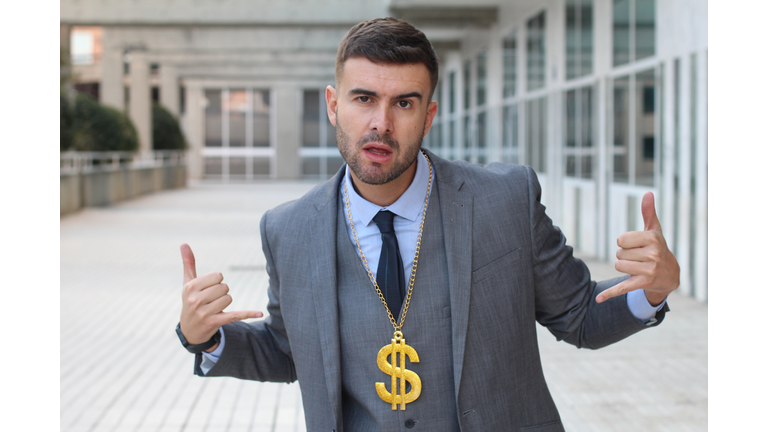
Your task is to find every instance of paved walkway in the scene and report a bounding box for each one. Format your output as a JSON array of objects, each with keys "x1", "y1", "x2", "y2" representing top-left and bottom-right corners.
[{"x1": 61, "y1": 182, "x2": 707, "y2": 432}]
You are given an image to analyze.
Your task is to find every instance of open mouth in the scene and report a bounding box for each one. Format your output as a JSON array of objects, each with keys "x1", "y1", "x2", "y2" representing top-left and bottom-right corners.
[{"x1": 362, "y1": 143, "x2": 394, "y2": 163}]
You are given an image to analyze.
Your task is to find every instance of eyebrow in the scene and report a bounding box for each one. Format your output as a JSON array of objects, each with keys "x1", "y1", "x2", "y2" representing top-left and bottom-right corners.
[{"x1": 348, "y1": 88, "x2": 423, "y2": 101}]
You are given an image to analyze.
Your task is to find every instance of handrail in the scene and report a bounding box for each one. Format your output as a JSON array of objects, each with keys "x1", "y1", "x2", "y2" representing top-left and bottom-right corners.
[{"x1": 60, "y1": 150, "x2": 186, "y2": 175}]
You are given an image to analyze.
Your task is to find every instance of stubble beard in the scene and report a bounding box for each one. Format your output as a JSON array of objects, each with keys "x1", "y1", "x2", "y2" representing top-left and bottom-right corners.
[{"x1": 335, "y1": 114, "x2": 425, "y2": 186}]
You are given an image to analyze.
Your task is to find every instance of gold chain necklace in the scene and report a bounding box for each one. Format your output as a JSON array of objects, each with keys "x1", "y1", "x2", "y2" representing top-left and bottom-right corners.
[{"x1": 342, "y1": 150, "x2": 432, "y2": 410}]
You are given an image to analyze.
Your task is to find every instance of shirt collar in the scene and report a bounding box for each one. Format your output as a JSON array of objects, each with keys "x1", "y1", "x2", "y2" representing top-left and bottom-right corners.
[{"x1": 343, "y1": 150, "x2": 430, "y2": 226}]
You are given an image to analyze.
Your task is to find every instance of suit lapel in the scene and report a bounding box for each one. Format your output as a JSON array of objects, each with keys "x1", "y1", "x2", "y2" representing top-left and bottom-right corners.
[
  {"x1": 309, "y1": 170, "x2": 345, "y2": 428},
  {"x1": 427, "y1": 150, "x2": 474, "y2": 402}
]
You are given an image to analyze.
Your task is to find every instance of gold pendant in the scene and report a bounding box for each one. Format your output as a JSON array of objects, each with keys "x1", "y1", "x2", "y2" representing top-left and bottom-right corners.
[{"x1": 375, "y1": 331, "x2": 422, "y2": 410}]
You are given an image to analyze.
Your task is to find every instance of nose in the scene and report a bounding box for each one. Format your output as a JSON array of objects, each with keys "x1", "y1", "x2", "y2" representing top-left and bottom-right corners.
[{"x1": 369, "y1": 104, "x2": 394, "y2": 135}]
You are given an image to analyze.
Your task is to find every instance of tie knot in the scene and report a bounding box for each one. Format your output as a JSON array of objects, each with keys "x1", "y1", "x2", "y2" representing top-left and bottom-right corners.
[{"x1": 373, "y1": 210, "x2": 396, "y2": 234}]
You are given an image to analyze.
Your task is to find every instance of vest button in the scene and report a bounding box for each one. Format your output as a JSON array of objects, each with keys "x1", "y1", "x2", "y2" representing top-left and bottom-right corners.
[{"x1": 405, "y1": 419, "x2": 416, "y2": 428}]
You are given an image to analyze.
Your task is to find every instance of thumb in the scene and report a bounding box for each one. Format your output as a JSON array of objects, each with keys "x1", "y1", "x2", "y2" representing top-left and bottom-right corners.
[
  {"x1": 641, "y1": 192, "x2": 661, "y2": 231},
  {"x1": 180, "y1": 243, "x2": 197, "y2": 283}
]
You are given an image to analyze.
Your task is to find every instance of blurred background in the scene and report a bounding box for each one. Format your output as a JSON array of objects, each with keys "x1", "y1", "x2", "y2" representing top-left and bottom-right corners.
[
  {"x1": 60, "y1": 0, "x2": 708, "y2": 301},
  {"x1": 59, "y1": 1, "x2": 708, "y2": 431}
]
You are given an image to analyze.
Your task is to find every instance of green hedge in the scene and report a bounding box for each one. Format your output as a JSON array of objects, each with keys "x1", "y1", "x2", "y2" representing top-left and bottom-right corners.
[
  {"x1": 72, "y1": 94, "x2": 139, "y2": 152},
  {"x1": 61, "y1": 92, "x2": 74, "y2": 151},
  {"x1": 152, "y1": 103, "x2": 186, "y2": 150}
]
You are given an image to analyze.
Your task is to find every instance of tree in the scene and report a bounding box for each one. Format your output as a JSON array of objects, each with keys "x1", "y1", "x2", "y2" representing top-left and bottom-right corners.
[
  {"x1": 61, "y1": 92, "x2": 74, "y2": 151},
  {"x1": 72, "y1": 94, "x2": 139, "y2": 152},
  {"x1": 152, "y1": 103, "x2": 187, "y2": 150}
]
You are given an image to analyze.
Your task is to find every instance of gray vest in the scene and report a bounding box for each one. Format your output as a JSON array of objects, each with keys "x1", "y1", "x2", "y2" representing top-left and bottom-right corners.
[{"x1": 336, "y1": 181, "x2": 461, "y2": 431}]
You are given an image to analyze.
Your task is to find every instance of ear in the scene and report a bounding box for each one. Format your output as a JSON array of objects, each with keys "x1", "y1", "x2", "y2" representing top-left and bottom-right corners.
[
  {"x1": 422, "y1": 100, "x2": 438, "y2": 137},
  {"x1": 325, "y1": 85, "x2": 338, "y2": 127}
]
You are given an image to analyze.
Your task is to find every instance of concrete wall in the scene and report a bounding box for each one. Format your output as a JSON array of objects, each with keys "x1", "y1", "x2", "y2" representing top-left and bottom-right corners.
[{"x1": 60, "y1": 164, "x2": 187, "y2": 216}]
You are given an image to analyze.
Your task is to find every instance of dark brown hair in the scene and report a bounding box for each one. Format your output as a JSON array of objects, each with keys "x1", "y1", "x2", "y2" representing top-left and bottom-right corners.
[{"x1": 336, "y1": 17, "x2": 439, "y2": 99}]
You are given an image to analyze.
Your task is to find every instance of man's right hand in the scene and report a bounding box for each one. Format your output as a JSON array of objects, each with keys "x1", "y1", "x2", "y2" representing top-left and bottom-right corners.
[{"x1": 179, "y1": 243, "x2": 263, "y2": 352}]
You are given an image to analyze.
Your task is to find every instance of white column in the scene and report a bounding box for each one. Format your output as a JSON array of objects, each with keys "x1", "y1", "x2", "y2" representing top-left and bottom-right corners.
[
  {"x1": 101, "y1": 49, "x2": 124, "y2": 111},
  {"x1": 594, "y1": 0, "x2": 613, "y2": 260},
  {"x1": 273, "y1": 85, "x2": 300, "y2": 180},
  {"x1": 676, "y1": 55, "x2": 692, "y2": 297},
  {"x1": 129, "y1": 51, "x2": 152, "y2": 153},
  {"x1": 486, "y1": 24, "x2": 503, "y2": 163},
  {"x1": 694, "y1": 50, "x2": 708, "y2": 302},
  {"x1": 517, "y1": 25, "x2": 527, "y2": 166},
  {"x1": 160, "y1": 64, "x2": 179, "y2": 118},
  {"x1": 547, "y1": 1, "x2": 565, "y2": 226},
  {"x1": 661, "y1": 58, "x2": 676, "y2": 253},
  {"x1": 185, "y1": 82, "x2": 204, "y2": 180}
]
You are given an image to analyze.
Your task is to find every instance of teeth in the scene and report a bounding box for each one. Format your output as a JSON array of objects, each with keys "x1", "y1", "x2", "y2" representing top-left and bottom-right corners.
[{"x1": 369, "y1": 149, "x2": 387, "y2": 155}]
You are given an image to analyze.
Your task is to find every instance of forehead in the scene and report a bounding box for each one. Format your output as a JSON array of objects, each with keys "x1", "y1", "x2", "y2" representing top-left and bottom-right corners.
[{"x1": 338, "y1": 57, "x2": 431, "y2": 95}]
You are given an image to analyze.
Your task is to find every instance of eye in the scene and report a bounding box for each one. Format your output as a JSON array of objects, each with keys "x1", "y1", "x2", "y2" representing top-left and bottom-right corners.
[
  {"x1": 397, "y1": 100, "x2": 412, "y2": 108},
  {"x1": 357, "y1": 96, "x2": 370, "y2": 103}
]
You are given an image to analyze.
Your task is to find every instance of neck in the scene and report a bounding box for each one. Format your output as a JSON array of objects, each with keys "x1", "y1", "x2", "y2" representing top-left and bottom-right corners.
[{"x1": 349, "y1": 160, "x2": 418, "y2": 207}]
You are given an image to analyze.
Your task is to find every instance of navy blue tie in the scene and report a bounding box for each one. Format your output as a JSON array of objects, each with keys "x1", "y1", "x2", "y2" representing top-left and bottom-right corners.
[{"x1": 373, "y1": 210, "x2": 405, "y2": 317}]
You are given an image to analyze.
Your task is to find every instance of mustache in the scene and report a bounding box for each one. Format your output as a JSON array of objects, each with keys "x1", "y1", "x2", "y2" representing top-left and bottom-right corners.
[{"x1": 357, "y1": 131, "x2": 398, "y2": 149}]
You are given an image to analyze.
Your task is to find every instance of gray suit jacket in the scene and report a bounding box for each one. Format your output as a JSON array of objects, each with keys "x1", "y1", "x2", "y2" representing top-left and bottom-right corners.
[{"x1": 204, "y1": 150, "x2": 668, "y2": 431}]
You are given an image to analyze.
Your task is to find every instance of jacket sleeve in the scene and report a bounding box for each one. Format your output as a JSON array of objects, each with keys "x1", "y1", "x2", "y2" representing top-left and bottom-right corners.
[
  {"x1": 525, "y1": 166, "x2": 668, "y2": 349},
  {"x1": 200, "y1": 209, "x2": 297, "y2": 382}
]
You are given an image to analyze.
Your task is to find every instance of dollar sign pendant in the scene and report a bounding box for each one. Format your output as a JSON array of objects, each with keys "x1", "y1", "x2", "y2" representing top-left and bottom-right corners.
[{"x1": 375, "y1": 331, "x2": 422, "y2": 410}]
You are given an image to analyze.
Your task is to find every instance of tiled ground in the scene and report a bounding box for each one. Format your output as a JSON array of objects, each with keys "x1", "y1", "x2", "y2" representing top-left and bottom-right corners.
[{"x1": 61, "y1": 182, "x2": 707, "y2": 431}]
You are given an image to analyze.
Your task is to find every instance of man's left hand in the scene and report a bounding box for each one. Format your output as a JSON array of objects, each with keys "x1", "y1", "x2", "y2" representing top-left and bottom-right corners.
[{"x1": 596, "y1": 192, "x2": 680, "y2": 306}]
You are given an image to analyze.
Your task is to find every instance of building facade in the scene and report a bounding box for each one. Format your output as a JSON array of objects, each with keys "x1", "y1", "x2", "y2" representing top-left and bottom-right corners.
[{"x1": 61, "y1": 0, "x2": 707, "y2": 300}]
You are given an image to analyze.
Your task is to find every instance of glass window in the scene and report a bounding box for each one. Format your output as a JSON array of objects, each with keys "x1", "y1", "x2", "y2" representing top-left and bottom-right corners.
[
  {"x1": 302, "y1": 157, "x2": 320, "y2": 176},
  {"x1": 581, "y1": 86, "x2": 594, "y2": 149},
  {"x1": 566, "y1": 0, "x2": 594, "y2": 80},
  {"x1": 525, "y1": 97, "x2": 547, "y2": 172},
  {"x1": 449, "y1": 72, "x2": 456, "y2": 114},
  {"x1": 502, "y1": 104, "x2": 519, "y2": 164},
  {"x1": 327, "y1": 156, "x2": 345, "y2": 176},
  {"x1": 580, "y1": 1, "x2": 594, "y2": 76},
  {"x1": 566, "y1": 1, "x2": 578, "y2": 79},
  {"x1": 226, "y1": 90, "x2": 247, "y2": 147},
  {"x1": 204, "y1": 157, "x2": 223, "y2": 177},
  {"x1": 71, "y1": 30, "x2": 95, "y2": 65},
  {"x1": 527, "y1": 12, "x2": 546, "y2": 91},
  {"x1": 253, "y1": 90, "x2": 270, "y2": 147},
  {"x1": 476, "y1": 51, "x2": 487, "y2": 107},
  {"x1": 635, "y1": 0, "x2": 656, "y2": 61},
  {"x1": 612, "y1": 0, "x2": 631, "y2": 67},
  {"x1": 613, "y1": 0, "x2": 655, "y2": 66},
  {"x1": 635, "y1": 69, "x2": 655, "y2": 186},
  {"x1": 463, "y1": 115, "x2": 472, "y2": 162},
  {"x1": 204, "y1": 90, "x2": 222, "y2": 147},
  {"x1": 566, "y1": 89, "x2": 577, "y2": 148},
  {"x1": 613, "y1": 76, "x2": 630, "y2": 182},
  {"x1": 477, "y1": 111, "x2": 487, "y2": 164},
  {"x1": 564, "y1": 86, "x2": 595, "y2": 178},
  {"x1": 252, "y1": 157, "x2": 270, "y2": 176},
  {"x1": 302, "y1": 90, "x2": 320, "y2": 147},
  {"x1": 463, "y1": 60, "x2": 472, "y2": 110},
  {"x1": 230, "y1": 156, "x2": 247, "y2": 177},
  {"x1": 503, "y1": 32, "x2": 517, "y2": 99}
]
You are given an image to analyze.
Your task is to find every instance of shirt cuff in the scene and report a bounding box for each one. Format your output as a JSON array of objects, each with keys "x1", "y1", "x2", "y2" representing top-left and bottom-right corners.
[
  {"x1": 626, "y1": 289, "x2": 667, "y2": 324},
  {"x1": 200, "y1": 328, "x2": 225, "y2": 375}
]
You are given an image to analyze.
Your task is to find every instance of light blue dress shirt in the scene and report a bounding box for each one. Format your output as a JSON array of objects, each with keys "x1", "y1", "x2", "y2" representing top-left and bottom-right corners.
[{"x1": 201, "y1": 152, "x2": 665, "y2": 374}]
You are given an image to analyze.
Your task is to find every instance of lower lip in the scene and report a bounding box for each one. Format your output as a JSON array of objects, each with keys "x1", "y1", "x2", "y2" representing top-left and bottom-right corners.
[{"x1": 363, "y1": 148, "x2": 393, "y2": 164}]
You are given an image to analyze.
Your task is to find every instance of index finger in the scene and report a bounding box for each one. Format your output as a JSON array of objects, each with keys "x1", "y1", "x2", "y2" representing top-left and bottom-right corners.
[
  {"x1": 595, "y1": 277, "x2": 643, "y2": 303},
  {"x1": 180, "y1": 243, "x2": 197, "y2": 283}
]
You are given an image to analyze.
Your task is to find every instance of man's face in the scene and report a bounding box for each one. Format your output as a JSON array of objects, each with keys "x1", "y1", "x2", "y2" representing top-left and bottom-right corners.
[{"x1": 326, "y1": 58, "x2": 438, "y2": 186}]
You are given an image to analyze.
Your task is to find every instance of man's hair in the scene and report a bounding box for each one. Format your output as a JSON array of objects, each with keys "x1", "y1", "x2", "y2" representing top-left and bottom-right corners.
[{"x1": 336, "y1": 17, "x2": 439, "y2": 100}]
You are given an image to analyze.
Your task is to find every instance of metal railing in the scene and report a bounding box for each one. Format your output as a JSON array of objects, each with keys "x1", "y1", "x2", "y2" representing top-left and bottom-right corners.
[{"x1": 60, "y1": 151, "x2": 186, "y2": 175}]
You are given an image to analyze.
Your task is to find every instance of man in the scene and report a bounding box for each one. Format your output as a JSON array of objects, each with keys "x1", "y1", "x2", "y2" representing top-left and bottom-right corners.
[{"x1": 176, "y1": 17, "x2": 679, "y2": 431}]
